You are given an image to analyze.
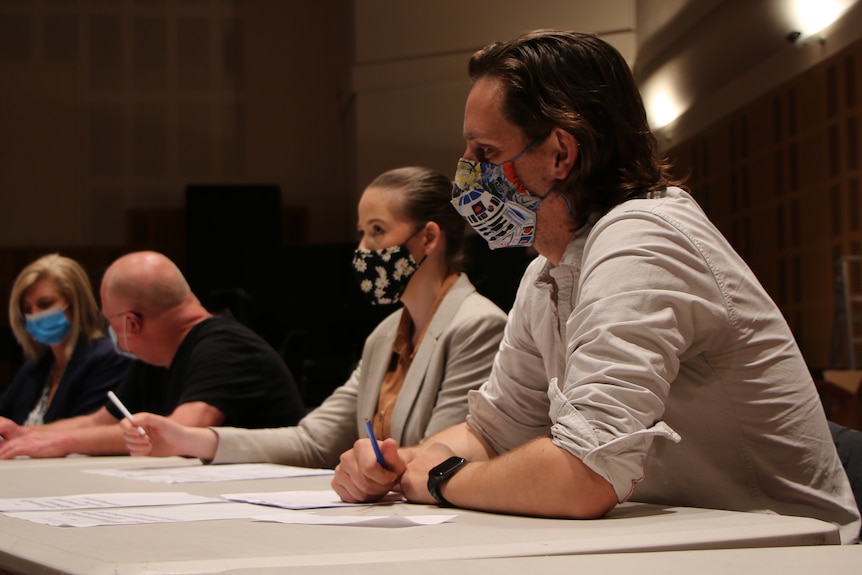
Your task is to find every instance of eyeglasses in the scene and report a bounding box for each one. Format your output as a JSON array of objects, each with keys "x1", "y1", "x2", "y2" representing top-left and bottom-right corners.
[{"x1": 106, "y1": 310, "x2": 142, "y2": 320}]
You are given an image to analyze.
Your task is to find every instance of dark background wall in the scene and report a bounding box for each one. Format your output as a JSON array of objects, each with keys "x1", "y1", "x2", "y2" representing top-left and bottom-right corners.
[{"x1": 1, "y1": 1, "x2": 861, "y2": 410}]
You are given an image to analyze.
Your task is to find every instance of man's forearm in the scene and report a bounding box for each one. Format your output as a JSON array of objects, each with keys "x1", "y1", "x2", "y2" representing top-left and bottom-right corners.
[
  {"x1": 417, "y1": 422, "x2": 496, "y2": 462},
  {"x1": 59, "y1": 424, "x2": 129, "y2": 456},
  {"x1": 436, "y1": 437, "x2": 617, "y2": 518}
]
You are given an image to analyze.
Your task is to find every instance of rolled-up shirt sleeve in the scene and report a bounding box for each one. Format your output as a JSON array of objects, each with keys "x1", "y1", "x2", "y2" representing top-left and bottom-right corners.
[
  {"x1": 551, "y1": 206, "x2": 729, "y2": 501},
  {"x1": 470, "y1": 198, "x2": 730, "y2": 502},
  {"x1": 549, "y1": 380, "x2": 680, "y2": 501}
]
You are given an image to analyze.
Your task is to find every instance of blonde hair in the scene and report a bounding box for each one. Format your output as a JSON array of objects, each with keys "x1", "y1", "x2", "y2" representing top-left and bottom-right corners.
[
  {"x1": 8, "y1": 253, "x2": 105, "y2": 361},
  {"x1": 368, "y1": 166, "x2": 467, "y2": 272}
]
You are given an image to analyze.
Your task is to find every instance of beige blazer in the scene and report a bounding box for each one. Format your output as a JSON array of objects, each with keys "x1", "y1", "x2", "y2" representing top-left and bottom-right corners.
[{"x1": 212, "y1": 274, "x2": 507, "y2": 468}]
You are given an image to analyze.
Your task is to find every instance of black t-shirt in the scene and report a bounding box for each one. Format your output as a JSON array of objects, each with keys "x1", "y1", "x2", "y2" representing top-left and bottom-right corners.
[{"x1": 106, "y1": 316, "x2": 305, "y2": 428}]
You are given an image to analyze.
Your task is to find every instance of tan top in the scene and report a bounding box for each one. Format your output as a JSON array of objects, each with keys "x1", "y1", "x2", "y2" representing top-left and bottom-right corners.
[
  {"x1": 211, "y1": 273, "x2": 508, "y2": 469},
  {"x1": 373, "y1": 273, "x2": 459, "y2": 439}
]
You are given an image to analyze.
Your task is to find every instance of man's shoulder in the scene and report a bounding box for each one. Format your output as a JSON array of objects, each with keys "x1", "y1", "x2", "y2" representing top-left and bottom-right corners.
[
  {"x1": 186, "y1": 315, "x2": 261, "y2": 342},
  {"x1": 126, "y1": 358, "x2": 168, "y2": 382},
  {"x1": 597, "y1": 186, "x2": 700, "y2": 228},
  {"x1": 180, "y1": 315, "x2": 275, "y2": 359}
]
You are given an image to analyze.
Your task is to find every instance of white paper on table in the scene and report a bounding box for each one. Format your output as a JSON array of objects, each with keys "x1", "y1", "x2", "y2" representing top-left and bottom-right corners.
[
  {"x1": 3, "y1": 502, "x2": 272, "y2": 527},
  {"x1": 0, "y1": 492, "x2": 222, "y2": 512},
  {"x1": 252, "y1": 511, "x2": 456, "y2": 527},
  {"x1": 223, "y1": 489, "x2": 406, "y2": 509},
  {"x1": 84, "y1": 463, "x2": 334, "y2": 483}
]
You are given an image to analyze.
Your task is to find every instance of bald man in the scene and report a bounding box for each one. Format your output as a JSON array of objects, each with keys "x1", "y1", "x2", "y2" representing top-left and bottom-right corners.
[{"x1": 0, "y1": 251, "x2": 305, "y2": 459}]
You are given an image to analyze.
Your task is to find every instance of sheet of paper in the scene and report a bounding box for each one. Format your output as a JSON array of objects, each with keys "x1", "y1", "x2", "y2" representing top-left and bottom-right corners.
[
  {"x1": 84, "y1": 463, "x2": 334, "y2": 483},
  {"x1": 0, "y1": 492, "x2": 221, "y2": 512},
  {"x1": 4, "y1": 502, "x2": 268, "y2": 527},
  {"x1": 223, "y1": 489, "x2": 406, "y2": 509},
  {"x1": 252, "y1": 511, "x2": 456, "y2": 527},
  {"x1": 5, "y1": 502, "x2": 454, "y2": 528}
]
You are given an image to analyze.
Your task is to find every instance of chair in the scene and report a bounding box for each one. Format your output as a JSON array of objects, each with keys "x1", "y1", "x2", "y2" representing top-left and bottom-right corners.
[{"x1": 828, "y1": 420, "x2": 862, "y2": 539}]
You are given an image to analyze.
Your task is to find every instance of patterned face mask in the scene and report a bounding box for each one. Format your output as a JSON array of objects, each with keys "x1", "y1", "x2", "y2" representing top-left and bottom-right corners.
[
  {"x1": 352, "y1": 233, "x2": 425, "y2": 306},
  {"x1": 450, "y1": 134, "x2": 550, "y2": 250}
]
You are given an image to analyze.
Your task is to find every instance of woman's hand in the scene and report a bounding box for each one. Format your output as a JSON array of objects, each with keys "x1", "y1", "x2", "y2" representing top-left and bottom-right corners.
[
  {"x1": 331, "y1": 437, "x2": 409, "y2": 502},
  {"x1": 120, "y1": 413, "x2": 218, "y2": 459},
  {"x1": 0, "y1": 417, "x2": 25, "y2": 442}
]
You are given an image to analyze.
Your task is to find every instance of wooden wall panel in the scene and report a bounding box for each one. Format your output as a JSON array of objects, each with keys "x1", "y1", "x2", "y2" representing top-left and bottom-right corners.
[{"x1": 667, "y1": 37, "x2": 862, "y2": 369}]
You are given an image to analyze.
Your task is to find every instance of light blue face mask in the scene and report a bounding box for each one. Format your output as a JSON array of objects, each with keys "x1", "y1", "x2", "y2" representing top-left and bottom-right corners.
[
  {"x1": 108, "y1": 319, "x2": 138, "y2": 360},
  {"x1": 25, "y1": 306, "x2": 72, "y2": 346},
  {"x1": 450, "y1": 135, "x2": 551, "y2": 250}
]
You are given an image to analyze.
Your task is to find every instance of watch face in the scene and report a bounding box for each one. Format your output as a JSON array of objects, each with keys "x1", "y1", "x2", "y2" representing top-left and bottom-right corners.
[
  {"x1": 432, "y1": 456, "x2": 466, "y2": 477},
  {"x1": 428, "y1": 456, "x2": 466, "y2": 507}
]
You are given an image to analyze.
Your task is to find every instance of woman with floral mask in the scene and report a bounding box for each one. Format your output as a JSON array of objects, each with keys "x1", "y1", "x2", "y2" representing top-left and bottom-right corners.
[
  {"x1": 0, "y1": 254, "x2": 131, "y2": 428},
  {"x1": 120, "y1": 166, "x2": 508, "y2": 467}
]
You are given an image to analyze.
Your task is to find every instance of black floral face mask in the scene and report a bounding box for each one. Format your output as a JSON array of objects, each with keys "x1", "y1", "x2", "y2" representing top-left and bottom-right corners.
[{"x1": 352, "y1": 243, "x2": 422, "y2": 306}]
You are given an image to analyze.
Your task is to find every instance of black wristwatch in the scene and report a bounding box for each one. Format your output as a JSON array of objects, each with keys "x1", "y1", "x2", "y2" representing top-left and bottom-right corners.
[{"x1": 427, "y1": 456, "x2": 467, "y2": 507}]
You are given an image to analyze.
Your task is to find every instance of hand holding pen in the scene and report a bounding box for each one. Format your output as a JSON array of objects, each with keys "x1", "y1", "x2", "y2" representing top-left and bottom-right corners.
[
  {"x1": 108, "y1": 391, "x2": 147, "y2": 437},
  {"x1": 364, "y1": 419, "x2": 388, "y2": 469},
  {"x1": 331, "y1": 420, "x2": 406, "y2": 503}
]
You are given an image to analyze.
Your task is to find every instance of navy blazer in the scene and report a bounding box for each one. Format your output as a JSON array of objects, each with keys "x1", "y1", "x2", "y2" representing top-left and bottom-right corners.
[{"x1": 0, "y1": 336, "x2": 132, "y2": 424}]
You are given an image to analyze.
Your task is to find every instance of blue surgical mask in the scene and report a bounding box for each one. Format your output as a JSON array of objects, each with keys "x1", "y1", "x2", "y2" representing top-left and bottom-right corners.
[
  {"x1": 450, "y1": 135, "x2": 552, "y2": 249},
  {"x1": 108, "y1": 319, "x2": 137, "y2": 360},
  {"x1": 25, "y1": 306, "x2": 72, "y2": 346}
]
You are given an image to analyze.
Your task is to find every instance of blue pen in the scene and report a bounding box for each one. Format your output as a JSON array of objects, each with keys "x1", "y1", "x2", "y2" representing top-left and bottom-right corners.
[{"x1": 364, "y1": 419, "x2": 388, "y2": 469}]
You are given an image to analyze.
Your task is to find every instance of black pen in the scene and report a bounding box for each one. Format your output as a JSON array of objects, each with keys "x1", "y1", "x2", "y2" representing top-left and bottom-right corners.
[{"x1": 364, "y1": 419, "x2": 388, "y2": 469}]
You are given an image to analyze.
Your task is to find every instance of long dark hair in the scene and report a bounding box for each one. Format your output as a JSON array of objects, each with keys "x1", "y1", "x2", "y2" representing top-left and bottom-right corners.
[{"x1": 468, "y1": 29, "x2": 683, "y2": 229}]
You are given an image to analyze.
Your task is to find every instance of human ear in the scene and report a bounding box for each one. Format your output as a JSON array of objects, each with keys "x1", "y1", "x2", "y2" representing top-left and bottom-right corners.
[
  {"x1": 550, "y1": 127, "x2": 579, "y2": 180},
  {"x1": 420, "y1": 221, "x2": 442, "y2": 255},
  {"x1": 125, "y1": 313, "x2": 143, "y2": 335}
]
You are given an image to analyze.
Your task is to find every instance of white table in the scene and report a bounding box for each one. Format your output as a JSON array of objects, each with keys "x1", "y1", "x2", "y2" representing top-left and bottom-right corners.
[
  {"x1": 0, "y1": 456, "x2": 843, "y2": 575},
  {"x1": 214, "y1": 545, "x2": 862, "y2": 575}
]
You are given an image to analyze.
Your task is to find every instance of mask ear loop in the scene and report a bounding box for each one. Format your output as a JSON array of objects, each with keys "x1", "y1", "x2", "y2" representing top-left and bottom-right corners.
[
  {"x1": 508, "y1": 130, "x2": 553, "y2": 163},
  {"x1": 122, "y1": 315, "x2": 133, "y2": 356},
  {"x1": 504, "y1": 131, "x2": 555, "y2": 200},
  {"x1": 498, "y1": 130, "x2": 551, "y2": 201},
  {"x1": 406, "y1": 223, "x2": 431, "y2": 269},
  {"x1": 541, "y1": 183, "x2": 575, "y2": 221}
]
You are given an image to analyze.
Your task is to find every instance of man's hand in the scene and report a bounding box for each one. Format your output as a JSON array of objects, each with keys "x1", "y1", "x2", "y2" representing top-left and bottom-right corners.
[
  {"x1": 398, "y1": 441, "x2": 459, "y2": 504},
  {"x1": 332, "y1": 437, "x2": 408, "y2": 502}
]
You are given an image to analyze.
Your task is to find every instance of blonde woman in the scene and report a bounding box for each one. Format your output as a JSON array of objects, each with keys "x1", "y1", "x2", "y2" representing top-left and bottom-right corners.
[{"x1": 0, "y1": 254, "x2": 130, "y2": 428}]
